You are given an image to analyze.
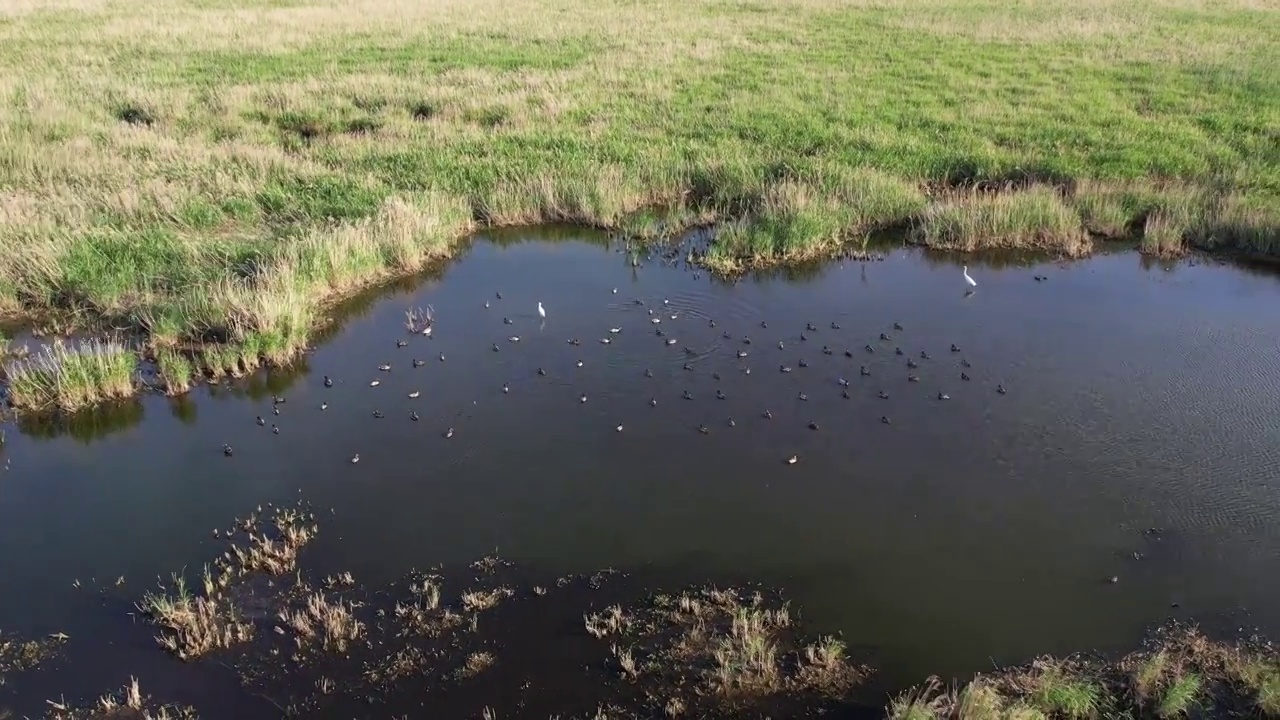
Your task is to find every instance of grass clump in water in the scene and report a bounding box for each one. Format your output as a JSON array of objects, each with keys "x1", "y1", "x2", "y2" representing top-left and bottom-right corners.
[
  {"x1": 917, "y1": 188, "x2": 1089, "y2": 256},
  {"x1": 5, "y1": 339, "x2": 135, "y2": 411}
]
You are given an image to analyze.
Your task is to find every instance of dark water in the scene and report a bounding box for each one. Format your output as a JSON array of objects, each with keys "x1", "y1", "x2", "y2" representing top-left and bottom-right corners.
[{"x1": 4, "y1": 229, "x2": 1280, "y2": 711}]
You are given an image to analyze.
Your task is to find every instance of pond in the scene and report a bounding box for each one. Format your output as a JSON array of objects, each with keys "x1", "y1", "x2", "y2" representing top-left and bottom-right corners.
[{"x1": 3, "y1": 228, "x2": 1280, "y2": 714}]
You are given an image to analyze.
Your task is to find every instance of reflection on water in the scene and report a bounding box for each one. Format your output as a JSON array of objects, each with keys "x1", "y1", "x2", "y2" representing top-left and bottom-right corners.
[{"x1": 4, "y1": 231, "x2": 1280, "y2": 714}]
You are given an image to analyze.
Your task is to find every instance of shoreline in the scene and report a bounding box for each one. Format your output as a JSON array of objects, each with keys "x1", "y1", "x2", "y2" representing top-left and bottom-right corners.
[{"x1": 1, "y1": 221, "x2": 1274, "y2": 413}]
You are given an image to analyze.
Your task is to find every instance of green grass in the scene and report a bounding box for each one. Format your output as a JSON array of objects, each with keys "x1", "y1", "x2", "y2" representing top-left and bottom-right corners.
[
  {"x1": 4, "y1": 339, "x2": 135, "y2": 411},
  {"x1": 1157, "y1": 672, "x2": 1201, "y2": 718},
  {"x1": 1029, "y1": 667, "x2": 1101, "y2": 719},
  {"x1": 0, "y1": 0, "x2": 1276, "y2": 405}
]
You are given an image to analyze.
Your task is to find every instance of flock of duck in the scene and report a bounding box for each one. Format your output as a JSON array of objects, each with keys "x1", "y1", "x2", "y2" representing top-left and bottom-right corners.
[{"x1": 221, "y1": 284, "x2": 1007, "y2": 465}]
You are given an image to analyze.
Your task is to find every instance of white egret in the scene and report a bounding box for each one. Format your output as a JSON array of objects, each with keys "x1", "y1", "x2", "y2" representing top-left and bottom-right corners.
[
  {"x1": 963, "y1": 266, "x2": 977, "y2": 288},
  {"x1": 537, "y1": 301, "x2": 546, "y2": 319}
]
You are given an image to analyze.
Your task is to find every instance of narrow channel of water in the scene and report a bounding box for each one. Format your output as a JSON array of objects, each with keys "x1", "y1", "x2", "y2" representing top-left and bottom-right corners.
[{"x1": 3, "y1": 229, "x2": 1280, "y2": 712}]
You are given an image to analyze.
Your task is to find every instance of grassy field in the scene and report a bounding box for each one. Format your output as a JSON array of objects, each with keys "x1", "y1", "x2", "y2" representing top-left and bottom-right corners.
[{"x1": 0, "y1": 0, "x2": 1277, "y2": 406}]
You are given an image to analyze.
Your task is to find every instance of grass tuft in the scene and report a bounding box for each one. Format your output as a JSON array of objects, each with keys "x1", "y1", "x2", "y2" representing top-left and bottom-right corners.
[
  {"x1": 5, "y1": 339, "x2": 135, "y2": 411},
  {"x1": 917, "y1": 187, "x2": 1089, "y2": 256},
  {"x1": 1028, "y1": 665, "x2": 1101, "y2": 719},
  {"x1": 1157, "y1": 672, "x2": 1201, "y2": 718}
]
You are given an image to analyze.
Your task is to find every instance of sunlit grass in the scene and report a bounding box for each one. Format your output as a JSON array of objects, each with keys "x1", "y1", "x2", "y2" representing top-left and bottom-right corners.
[
  {"x1": 4, "y1": 338, "x2": 135, "y2": 410},
  {"x1": 1028, "y1": 666, "x2": 1101, "y2": 719},
  {"x1": 0, "y1": 0, "x2": 1274, "y2": 405}
]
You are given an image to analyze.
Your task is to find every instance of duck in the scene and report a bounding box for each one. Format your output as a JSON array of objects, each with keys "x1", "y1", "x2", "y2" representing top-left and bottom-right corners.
[
  {"x1": 323, "y1": 376, "x2": 334, "y2": 387},
  {"x1": 893, "y1": 322, "x2": 903, "y2": 331},
  {"x1": 350, "y1": 453, "x2": 359, "y2": 463},
  {"x1": 509, "y1": 336, "x2": 520, "y2": 343},
  {"x1": 222, "y1": 444, "x2": 234, "y2": 457},
  {"x1": 760, "y1": 320, "x2": 768, "y2": 329},
  {"x1": 797, "y1": 392, "x2": 809, "y2": 401},
  {"x1": 616, "y1": 424, "x2": 624, "y2": 432},
  {"x1": 503, "y1": 317, "x2": 513, "y2": 325},
  {"x1": 798, "y1": 359, "x2": 809, "y2": 368},
  {"x1": 256, "y1": 416, "x2": 265, "y2": 426},
  {"x1": 906, "y1": 359, "x2": 919, "y2": 369},
  {"x1": 537, "y1": 367, "x2": 547, "y2": 376},
  {"x1": 665, "y1": 338, "x2": 678, "y2": 346},
  {"x1": 599, "y1": 337, "x2": 611, "y2": 345},
  {"x1": 410, "y1": 411, "x2": 420, "y2": 421},
  {"x1": 878, "y1": 390, "x2": 889, "y2": 399},
  {"x1": 698, "y1": 424, "x2": 710, "y2": 435},
  {"x1": 822, "y1": 346, "x2": 833, "y2": 355},
  {"x1": 844, "y1": 349, "x2": 854, "y2": 358},
  {"x1": 961, "y1": 372, "x2": 970, "y2": 381},
  {"x1": 709, "y1": 320, "x2": 717, "y2": 328},
  {"x1": 369, "y1": 380, "x2": 381, "y2": 387},
  {"x1": 762, "y1": 409, "x2": 773, "y2": 419},
  {"x1": 800, "y1": 333, "x2": 808, "y2": 342},
  {"x1": 439, "y1": 352, "x2": 446, "y2": 362},
  {"x1": 860, "y1": 366, "x2": 870, "y2": 376},
  {"x1": 580, "y1": 394, "x2": 588, "y2": 404},
  {"x1": 408, "y1": 391, "x2": 420, "y2": 399},
  {"x1": 920, "y1": 351, "x2": 931, "y2": 360},
  {"x1": 743, "y1": 367, "x2": 751, "y2": 375},
  {"x1": 779, "y1": 365, "x2": 792, "y2": 373},
  {"x1": 396, "y1": 339, "x2": 408, "y2": 348},
  {"x1": 496, "y1": 292, "x2": 503, "y2": 300},
  {"x1": 937, "y1": 393, "x2": 950, "y2": 401},
  {"x1": 961, "y1": 359, "x2": 971, "y2": 368},
  {"x1": 272, "y1": 406, "x2": 280, "y2": 416},
  {"x1": 950, "y1": 344, "x2": 961, "y2": 353},
  {"x1": 503, "y1": 383, "x2": 510, "y2": 393},
  {"x1": 838, "y1": 378, "x2": 850, "y2": 387},
  {"x1": 806, "y1": 323, "x2": 818, "y2": 332},
  {"x1": 742, "y1": 337, "x2": 752, "y2": 345},
  {"x1": 651, "y1": 317, "x2": 661, "y2": 324},
  {"x1": 722, "y1": 331, "x2": 732, "y2": 339},
  {"x1": 842, "y1": 389, "x2": 851, "y2": 399},
  {"x1": 787, "y1": 454, "x2": 798, "y2": 464},
  {"x1": 569, "y1": 338, "x2": 581, "y2": 346},
  {"x1": 727, "y1": 417, "x2": 736, "y2": 427},
  {"x1": 484, "y1": 301, "x2": 490, "y2": 308},
  {"x1": 737, "y1": 350, "x2": 748, "y2": 358},
  {"x1": 997, "y1": 384, "x2": 1007, "y2": 395},
  {"x1": 644, "y1": 368, "x2": 653, "y2": 378},
  {"x1": 372, "y1": 410, "x2": 384, "y2": 419},
  {"x1": 684, "y1": 347, "x2": 696, "y2": 356},
  {"x1": 683, "y1": 363, "x2": 694, "y2": 371},
  {"x1": 778, "y1": 341, "x2": 785, "y2": 350},
  {"x1": 865, "y1": 344, "x2": 874, "y2": 353},
  {"x1": 413, "y1": 359, "x2": 425, "y2": 367},
  {"x1": 716, "y1": 389, "x2": 726, "y2": 400},
  {"x1": 907, "y1": 375, "x2": 920, "y2": 382},
  {"x1": 492, "y1": 343, "x2": 500, "y2": 352},
  {"x1": 650, "y1": 397, "x2": 658, "y2": 407},
  {"x1": 808, "y1": 421, "x2": 819, "y2": 430},
  {"x1": 320, "y1": 402, "x2": 328, "y2": 410},
  {"x1": 609, "y1": 328, "x2": 622, "y2": 334},
  {"x1": 682, "y1": 390, "x2": 694, "y2": 400},
  {"x1": 444, "y1": 428, "x2": 454, "y2": 439},
  {"x1": 272, "y1": 395, "x2": 286, "y2": 405},
  {"x1": 712, "y1": 371, "x2": 721, "y2": 380},
  {"x1": 881, "y1": 416, "x2": 891, "y2": 425},
  {"x1": 880, "y1": 333, "x2": 891, "y2": 341},
  {"x1": 831, "y1": 322, "x2": 841, "y2": 330},
  {"x1": 656, "y1": 329, "x2": 666, "y2": 337},
  {"x1": 895, "y1": 347, "x2": 904, "y2": 356}
]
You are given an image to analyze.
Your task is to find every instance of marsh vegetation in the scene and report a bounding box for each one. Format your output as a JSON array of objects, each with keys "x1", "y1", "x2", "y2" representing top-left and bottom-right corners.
[
  {"x1": 7, "y1": 502, "x2": 1280, "y2": 719},
  {"x1": 0, "y1": 0, "x2": 1275, "y2": 407}
]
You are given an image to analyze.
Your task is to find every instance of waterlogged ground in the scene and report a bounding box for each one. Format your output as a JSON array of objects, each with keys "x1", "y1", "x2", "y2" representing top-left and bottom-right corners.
[{"x1": 4, "y1": 230, "x2": 1280, "y2": 716}]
